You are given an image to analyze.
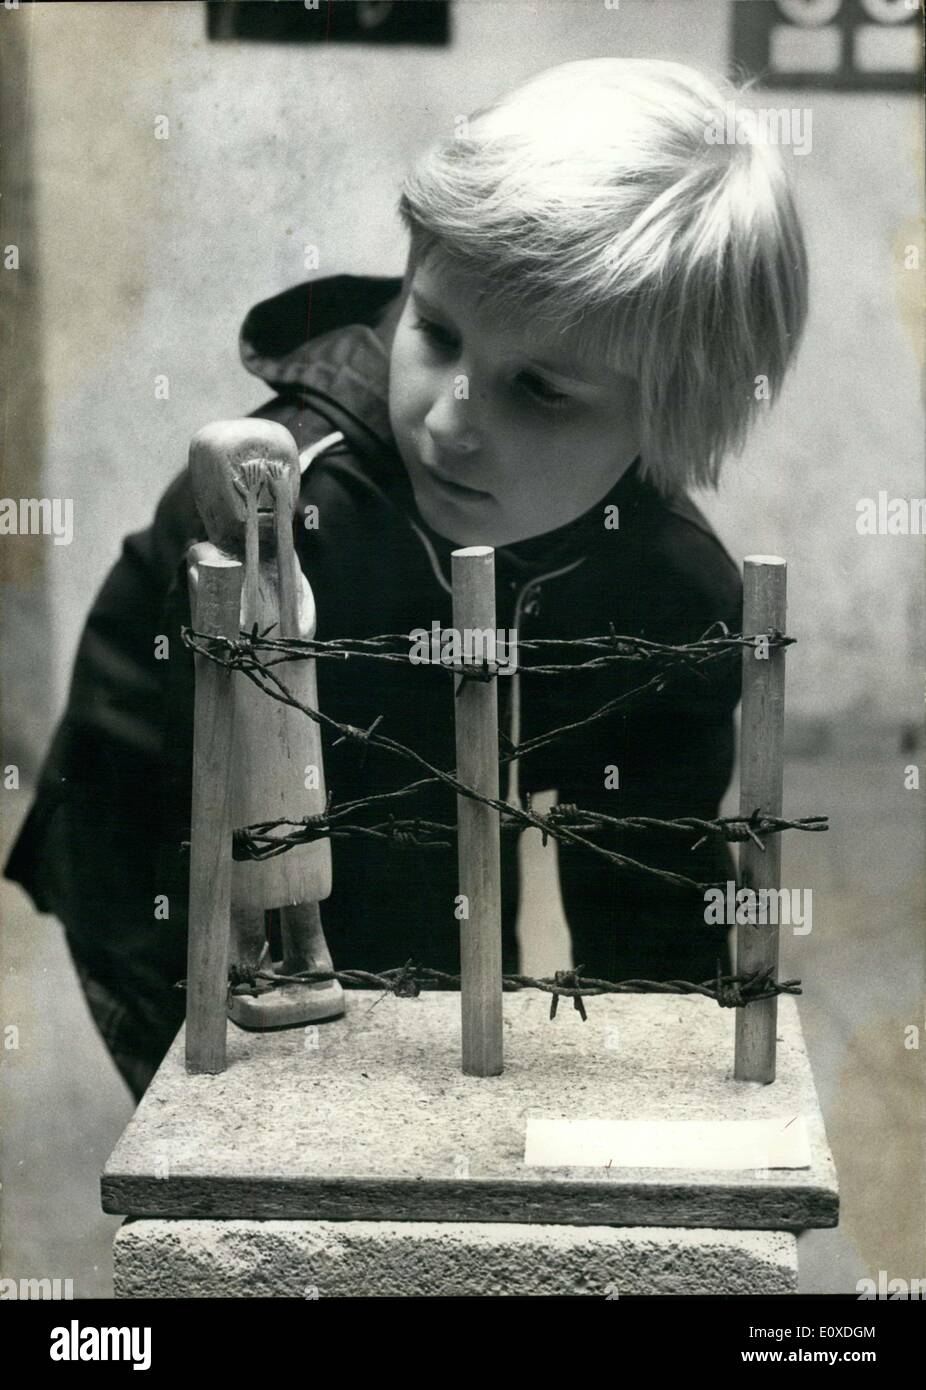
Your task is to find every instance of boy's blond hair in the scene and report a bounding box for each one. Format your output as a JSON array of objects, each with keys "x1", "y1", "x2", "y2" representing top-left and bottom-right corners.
[{"x1": 398, "y1": 58, "x2": 808, "y2": 495}]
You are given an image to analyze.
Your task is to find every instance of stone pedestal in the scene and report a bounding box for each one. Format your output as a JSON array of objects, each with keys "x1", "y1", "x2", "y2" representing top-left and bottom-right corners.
[
  {"x1": 114, "y1": 1219, "x2": 798, "y2": 1297},
  {"x1": 103, "y1": 992, "x2": 838, "y2": 1296}
]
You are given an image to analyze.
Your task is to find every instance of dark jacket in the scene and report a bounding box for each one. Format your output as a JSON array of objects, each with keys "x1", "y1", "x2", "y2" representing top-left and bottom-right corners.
[{"x1": 4, "y1": 274, "x2": 743, "y2": 1076}]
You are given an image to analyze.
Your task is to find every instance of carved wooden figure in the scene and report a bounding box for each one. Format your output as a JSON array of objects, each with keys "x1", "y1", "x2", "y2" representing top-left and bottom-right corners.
[{"x1": 187, "y1": 419, "x2": 344, "y2": 1028}]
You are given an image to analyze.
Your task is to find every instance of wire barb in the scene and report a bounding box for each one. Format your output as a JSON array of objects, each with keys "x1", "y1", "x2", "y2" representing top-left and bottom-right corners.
[
  {"x1": 180, "y1": 623, "x2": 827, "y2": 894},
  {"x1": 178, "y1": 963, "x2": 803, "y2": 1012}
]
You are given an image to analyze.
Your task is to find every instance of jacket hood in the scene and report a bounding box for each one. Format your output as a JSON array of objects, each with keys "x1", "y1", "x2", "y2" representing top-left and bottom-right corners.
[{"x1": 240, "y1": 274, "x2": 403, "y2": 456}]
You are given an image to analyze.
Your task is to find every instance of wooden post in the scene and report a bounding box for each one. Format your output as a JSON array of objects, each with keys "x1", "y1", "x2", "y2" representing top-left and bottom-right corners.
[
  {"x1": 186, "y1": 556, "x2": 243, "y2": 1074},
  {"x1": 735, "y1": 556, "x2": 787, "y2": 1085},
  {"x1": 452, "y1": 546, "x2": 503, "y2": 1077}
]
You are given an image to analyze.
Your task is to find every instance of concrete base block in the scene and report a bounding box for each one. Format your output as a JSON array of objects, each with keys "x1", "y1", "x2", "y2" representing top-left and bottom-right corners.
[{"x1": 114, "y1": 1218, "x2": 797, "y2": 1297}]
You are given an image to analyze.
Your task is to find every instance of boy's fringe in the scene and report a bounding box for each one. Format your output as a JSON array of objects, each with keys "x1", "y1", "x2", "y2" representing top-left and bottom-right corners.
[{"x1": 397, "y1": 58, "x2": 809, "y2": 496}]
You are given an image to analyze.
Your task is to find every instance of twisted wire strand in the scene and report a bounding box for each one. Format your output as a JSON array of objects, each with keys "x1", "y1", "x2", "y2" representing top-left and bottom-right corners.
[
  {"x1": 182, "y1": 623, "x2": 826, "y2": 894},
  {"x1": 206, "y1": 961, "x2": 801, "y2": 1014}
]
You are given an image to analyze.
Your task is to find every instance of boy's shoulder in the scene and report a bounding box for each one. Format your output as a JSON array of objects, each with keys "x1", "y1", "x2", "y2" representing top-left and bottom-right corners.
[
  {"x1": 658, "y1": 490, "x2": 742, "y2": 602},
  {"x1": 599, "y1": 474, "x2": 742, "y2": 630}
]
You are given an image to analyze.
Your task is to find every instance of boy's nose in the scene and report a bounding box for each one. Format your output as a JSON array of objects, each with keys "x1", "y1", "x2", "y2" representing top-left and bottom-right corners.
[{"x1": 423, "y1": 387, "x2": 481, "y2": 455}]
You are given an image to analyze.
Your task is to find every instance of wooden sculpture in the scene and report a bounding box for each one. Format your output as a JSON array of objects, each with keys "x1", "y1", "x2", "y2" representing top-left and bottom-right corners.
[{"x1": 186, "y1": 419, "x2": 344, "y2": 1028}]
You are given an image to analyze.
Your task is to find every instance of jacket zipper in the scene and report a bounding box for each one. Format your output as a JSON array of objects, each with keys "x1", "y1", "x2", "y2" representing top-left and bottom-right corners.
[
  {"x1": 503, "y1": 557, "x2": 586, "y2": 811},
  {"x1": 405, "y1": 515, "x2": 585, "y2": 809},
  {"x1": 298, "y1": 434, "x2": 587, "y2": 811}
]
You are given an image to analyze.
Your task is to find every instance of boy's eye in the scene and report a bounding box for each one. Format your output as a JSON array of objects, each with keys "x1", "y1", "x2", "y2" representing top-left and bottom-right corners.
[
  {"x1": 412, "y1": 315, "x2": 458, "y2": 352},
  {"x1": 518, "y1": 372, "x2": 571, "y2": 411}
]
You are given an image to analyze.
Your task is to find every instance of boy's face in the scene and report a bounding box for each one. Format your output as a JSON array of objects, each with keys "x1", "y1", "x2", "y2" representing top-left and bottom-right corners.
[{"x1": 387, "y1": 254, "x2": 640, "y2": 548}]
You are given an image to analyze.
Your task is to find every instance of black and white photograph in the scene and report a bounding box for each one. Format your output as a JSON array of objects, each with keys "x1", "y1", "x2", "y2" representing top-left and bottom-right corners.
[{"x1": 1, "y1": 0, "x2": 924, "y2": 1341}]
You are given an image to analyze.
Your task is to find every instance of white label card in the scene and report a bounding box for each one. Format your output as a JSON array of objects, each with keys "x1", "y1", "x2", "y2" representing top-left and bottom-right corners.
[{"x1": 523, "y1": 1116, "x2": 812, "y2": 1170}]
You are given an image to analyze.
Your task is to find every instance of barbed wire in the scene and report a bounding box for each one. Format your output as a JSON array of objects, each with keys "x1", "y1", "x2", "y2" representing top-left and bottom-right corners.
[
  {"x1": 186, "y1": 625, "x2": 790, "y2": 769},
  {"x1": 181, "y1": 622, "x2": 825, "y2": 894},
  {"x1": 229, "y1": 800, "x2": 828, "y2": 863},
  {"x1": 222, "y1": 623, "x2": 793, "y2": 681},
  {"x1": 203, "y1": 961, "x2": 801, "y2": 1016}
]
